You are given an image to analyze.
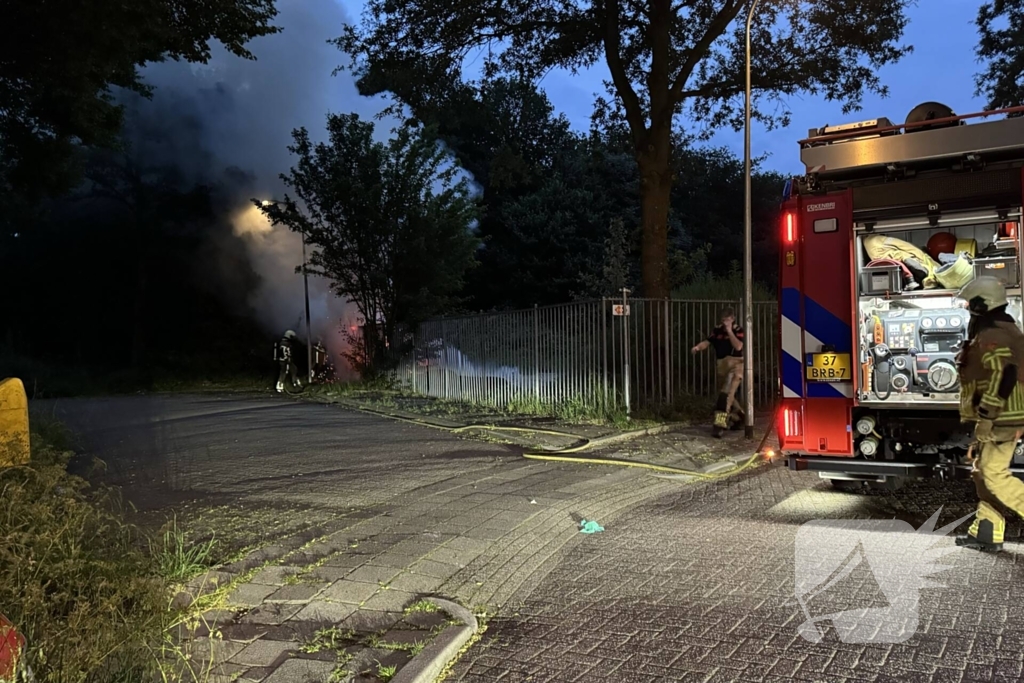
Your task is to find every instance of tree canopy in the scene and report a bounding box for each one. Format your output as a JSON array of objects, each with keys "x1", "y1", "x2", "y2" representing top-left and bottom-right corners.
[
  {"x1": 338, "y1": 0, "x2": 913, "y2": 298},
  {"x1": 0, "y1": 0, "x2": 279, "y2": 224},
  {"x1": 975, "y1": 0, "x2": 1024, "y2": 109},
  {"x1": 1, "y1": 98, "x2": 267, "y2": 393},
  {"x1": 257, "y1": 115, "x2": 479, "y2": 370},
  {"x1": 337, "y1": 73, "x2": 784, "y2": 310}
]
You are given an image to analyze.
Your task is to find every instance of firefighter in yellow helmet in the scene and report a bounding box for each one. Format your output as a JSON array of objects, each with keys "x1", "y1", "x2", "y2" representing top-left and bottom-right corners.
[{"x1": 956, "y1": 276, "x2": 1024, "y2": 552}]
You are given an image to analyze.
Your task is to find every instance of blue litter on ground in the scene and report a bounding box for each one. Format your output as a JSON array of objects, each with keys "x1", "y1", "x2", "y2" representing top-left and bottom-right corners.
[{"x1": 579, "y1": 520, "x2": 605, "y2": 534}]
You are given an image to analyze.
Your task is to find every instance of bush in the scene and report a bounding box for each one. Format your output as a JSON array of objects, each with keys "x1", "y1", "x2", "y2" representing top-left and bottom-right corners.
[
  {"x1": 672, "y1": 272, "x2": 775, "y2": 302},
  {"x1": 0, "y1": 425, "x2": 170, "y2": 682}
]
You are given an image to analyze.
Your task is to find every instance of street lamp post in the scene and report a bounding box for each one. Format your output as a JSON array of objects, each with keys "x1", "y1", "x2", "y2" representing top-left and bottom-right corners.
[
  {"x1": 300, "y1": 229, "x2": 313, "y2": 384},
  {"x1": 263, "y1": 200, "x2": 314, "y2": 384},
  {"x1": 742, "y1": 0, "x2": 760, "y2": 439}
]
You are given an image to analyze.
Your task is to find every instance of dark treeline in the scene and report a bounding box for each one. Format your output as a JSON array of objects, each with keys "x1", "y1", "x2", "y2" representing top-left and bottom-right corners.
[
  {"x1": 1, "y1": 98, "x2": 270, "y2": 394},
  {"x1": 387, "y1": 76, "x2": 787, "y2": 312},
  {"x1": 2, "y1": 75, "x2": 785, "y2": 394},
  {"x1": 2, "y1": 0, "x2": 1021, "y2": 391}
]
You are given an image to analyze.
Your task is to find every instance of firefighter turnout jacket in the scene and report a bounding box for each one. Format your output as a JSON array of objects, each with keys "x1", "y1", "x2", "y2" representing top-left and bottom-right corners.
[{"x1": 959, "y1": 312, "x2": 1024, "y2": 427}]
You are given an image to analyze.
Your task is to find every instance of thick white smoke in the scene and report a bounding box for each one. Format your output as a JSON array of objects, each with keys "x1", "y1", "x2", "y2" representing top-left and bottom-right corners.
[{"x1": 136, "y1": 0, "x2": 403, "y2": 378}]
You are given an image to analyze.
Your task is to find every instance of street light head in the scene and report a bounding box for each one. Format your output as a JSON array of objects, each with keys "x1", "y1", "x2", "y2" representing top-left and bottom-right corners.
[{"x1": 261, "y1": 200, "x2": 273, "y2": 207}]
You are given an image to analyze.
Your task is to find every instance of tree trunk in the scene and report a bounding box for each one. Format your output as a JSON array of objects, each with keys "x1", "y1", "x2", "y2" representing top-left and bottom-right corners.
[
  {"x1": 131, "y1": 196, "x2": 149, "y2": 376},
  {"x1": 638, "y1": 153, "x2": 672, "y2": 300},
  {"x1": 637, "y1": 137, "x2": 673, "y2": 407},
  {"x1": 131, "y1": 257, "x2": 148, "y2": 371}
]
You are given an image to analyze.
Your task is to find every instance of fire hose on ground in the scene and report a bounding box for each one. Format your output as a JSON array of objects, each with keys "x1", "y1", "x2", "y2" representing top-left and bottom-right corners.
[{"x1": 342, "y1": 402, "x2": 782, "y2": 481}]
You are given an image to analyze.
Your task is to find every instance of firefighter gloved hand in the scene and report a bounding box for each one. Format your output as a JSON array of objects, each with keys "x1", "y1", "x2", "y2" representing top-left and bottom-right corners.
[{"x1": 975, "y1": 419, "x2": 997, "y2": 444}]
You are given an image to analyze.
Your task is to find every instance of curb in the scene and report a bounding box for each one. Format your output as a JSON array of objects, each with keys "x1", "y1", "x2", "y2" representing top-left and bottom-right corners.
[{"x1": 392, "y1": 598, "x2": 479, "y2": 683}]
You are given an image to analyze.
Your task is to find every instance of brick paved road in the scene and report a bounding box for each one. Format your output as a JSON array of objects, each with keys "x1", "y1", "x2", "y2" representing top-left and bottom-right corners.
[
  {"x1": 452, "y1": 469, "x2": 1024, "y2": 683},
  {"x1": 45, "y1": 395, "x2": 1024, "y2": 682}
]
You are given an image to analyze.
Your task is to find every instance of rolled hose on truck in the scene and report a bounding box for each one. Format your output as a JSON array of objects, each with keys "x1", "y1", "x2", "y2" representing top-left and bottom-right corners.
[{"x1": 346, "y1": 403, "x2": 781, "y2": 480}]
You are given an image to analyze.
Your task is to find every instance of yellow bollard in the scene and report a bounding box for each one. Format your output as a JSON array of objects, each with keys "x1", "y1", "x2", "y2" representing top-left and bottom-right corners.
[{"x1": 0, "y1": 378, "x2": 30, "y2": 468}]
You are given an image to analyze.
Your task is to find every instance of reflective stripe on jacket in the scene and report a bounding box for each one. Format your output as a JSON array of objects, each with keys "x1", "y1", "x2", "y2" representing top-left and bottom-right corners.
[{"x1": 959, "y1": 319, "x2": 1024, "y2": 426}]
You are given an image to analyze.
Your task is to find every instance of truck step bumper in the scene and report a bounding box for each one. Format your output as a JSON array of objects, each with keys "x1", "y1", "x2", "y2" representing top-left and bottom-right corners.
[
  {"x1": 787, "y1": 456, "x2": 1024, "y2": 478},
  {"x1": 787, "y1": 456, "x2": 931, "y2": 477}
]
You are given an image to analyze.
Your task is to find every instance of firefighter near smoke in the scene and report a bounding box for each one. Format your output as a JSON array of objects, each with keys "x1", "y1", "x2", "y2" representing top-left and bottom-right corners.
[{"x1": 777, "y1": 101, "x2": 1024, "y2": 489}]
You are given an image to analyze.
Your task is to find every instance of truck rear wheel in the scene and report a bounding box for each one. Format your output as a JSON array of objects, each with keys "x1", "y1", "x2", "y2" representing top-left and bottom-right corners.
[
  {"x1": 829, "y1": 479, "x2": 866, "y2": 492},
  {"x1": 827, "y1": 476, "x2": 905, "y2": 492}
]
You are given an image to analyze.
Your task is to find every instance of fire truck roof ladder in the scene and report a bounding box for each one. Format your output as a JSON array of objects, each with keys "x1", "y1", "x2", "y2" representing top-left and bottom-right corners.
[{"x1": 801, "y1": 105, "x2": 1024, "y2": 178}]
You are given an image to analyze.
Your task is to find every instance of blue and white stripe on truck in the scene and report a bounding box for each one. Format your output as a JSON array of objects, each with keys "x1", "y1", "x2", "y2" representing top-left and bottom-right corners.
[
  {"x1": 782, "y1": 287, "x2": 854, "y2": 399},
  {"x1": 781, "y1": 288, "x2": 803, "y2": 398}
]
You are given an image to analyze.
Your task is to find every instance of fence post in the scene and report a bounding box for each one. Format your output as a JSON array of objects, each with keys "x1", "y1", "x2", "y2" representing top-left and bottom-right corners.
[
  {"x1": 601, "y1": 298, "x2": 608, "y2": 410},
  {"x1": 411, "y1": 330, "x2": 417, "y2": 394},
  {"x1": 533, "y1": 304, "x2": 540, "y2": 403},
  {"x1": 622, "y1": 291, "x2": 631, "y2": 417},
  {"x1": 664, "y1": 298, "x2": 670, "y2": 406},
  {"x1": 441, "y1": 319, "x2": 449, "y2": 400},
  {"x1": 737, "y1": 298, "x2": 745, "y2": 409}
]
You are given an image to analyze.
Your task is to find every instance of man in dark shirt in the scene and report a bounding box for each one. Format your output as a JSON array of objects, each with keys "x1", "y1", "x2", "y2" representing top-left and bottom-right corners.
[{"x1": 691, "y1": 308, "x2": 745, "y2": 437}]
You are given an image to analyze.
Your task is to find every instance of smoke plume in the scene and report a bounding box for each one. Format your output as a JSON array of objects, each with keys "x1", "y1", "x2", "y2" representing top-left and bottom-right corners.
[{"x1": 131, "y1": 0, "x2": 401, "y2": 377}]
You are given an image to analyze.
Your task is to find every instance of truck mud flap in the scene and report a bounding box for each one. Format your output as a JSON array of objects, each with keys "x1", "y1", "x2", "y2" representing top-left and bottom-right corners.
[{"x1": 787, "y1": 456, "x2": 931, "y2": 477}]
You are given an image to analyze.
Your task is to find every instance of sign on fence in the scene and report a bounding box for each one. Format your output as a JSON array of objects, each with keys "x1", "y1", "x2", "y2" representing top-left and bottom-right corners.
[{"x1": 612, "y1": 304, "x2": 630, "y2": 316}]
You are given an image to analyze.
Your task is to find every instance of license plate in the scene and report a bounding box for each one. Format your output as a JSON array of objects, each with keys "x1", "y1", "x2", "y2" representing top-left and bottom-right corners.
[{"x1": 806, "y1": 353, "x2": 851, "y2": 382}]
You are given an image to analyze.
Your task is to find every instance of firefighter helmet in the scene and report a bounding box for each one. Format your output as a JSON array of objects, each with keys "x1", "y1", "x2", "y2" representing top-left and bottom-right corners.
[
  {"x1": 284, "y1": 330, "x2": 298, "y2": 340},
  {"x1": 926, "y1": 232, "x2": 957, "y2": 260},
  {"x1": 959, "y1": 276, "x2": 1008, "y2": 313}
]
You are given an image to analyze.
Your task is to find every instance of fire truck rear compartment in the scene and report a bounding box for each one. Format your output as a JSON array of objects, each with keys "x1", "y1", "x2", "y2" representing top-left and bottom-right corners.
[{"x1": 783, "y1": 105, "x2": 1024, "y2": 485}]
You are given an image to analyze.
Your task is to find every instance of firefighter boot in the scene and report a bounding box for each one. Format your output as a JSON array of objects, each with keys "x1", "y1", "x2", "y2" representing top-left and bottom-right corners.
[
  {"x1": 956, "y1": 517, "x2": 1003, "y2": 553},
  {"x1": 276, "y1": 363, "x2": 288, "y2": 393},
  {"x1": 711, "y1": 393, "x2": 731, "y2": 437},
  {"x1": 712, "y1": 411, "x2": 729, "y2": 438}
]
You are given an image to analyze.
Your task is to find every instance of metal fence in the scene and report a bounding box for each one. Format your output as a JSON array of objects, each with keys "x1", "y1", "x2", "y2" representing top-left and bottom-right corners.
[{"x1": 394, "y1": 298, "x2": 779, "y2": 413}]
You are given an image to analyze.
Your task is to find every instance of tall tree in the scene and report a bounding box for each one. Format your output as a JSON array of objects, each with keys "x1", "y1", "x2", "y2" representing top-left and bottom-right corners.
[
  {"x1": 337, "y1": 0, "x2": 912, "y2": 298},
  {"x1": 82, "y1": 96, "x2": 232, "y2": 375},
  {"x1": 257, "y1": 115, "x2": 479, "y2": 371},
  {"x1": 1, "y1": 0, "x2": 278, "y2": 227},
  {"x1": 1, "y1": 110, "x2": 266, "y2": 392},
  {"x1": 975, "y1": 0, "x2": 1024, "y2": 109},
  {"x1": 671, "y1": 145, "x2": 785, "y2": 286},
  {"x1": 355, "y1": 74, "x2": 599, "y2": 309}
]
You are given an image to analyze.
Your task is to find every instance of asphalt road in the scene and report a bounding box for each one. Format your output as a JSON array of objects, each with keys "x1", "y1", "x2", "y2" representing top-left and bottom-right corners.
[
  {"x1": 41, "y1": 395, "x2": 1024, "y2": 683},
  {"x1": 46, "y1": 394, "x2": 509, "y2": 512}
]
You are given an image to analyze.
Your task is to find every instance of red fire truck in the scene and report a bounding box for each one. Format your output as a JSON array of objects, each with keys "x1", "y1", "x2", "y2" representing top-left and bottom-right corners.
[{"x1": 778, "y1": 102, "x2": 1024, "y2": 489}]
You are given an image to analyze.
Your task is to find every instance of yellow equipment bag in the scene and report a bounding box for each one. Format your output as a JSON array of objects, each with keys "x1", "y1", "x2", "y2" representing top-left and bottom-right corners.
[
  {"x1": 0, "y1": 378, "x2": 30, "y2": 468},
  {"x1": 863, "y1": 235, "x2": 941, "y2": 288}
]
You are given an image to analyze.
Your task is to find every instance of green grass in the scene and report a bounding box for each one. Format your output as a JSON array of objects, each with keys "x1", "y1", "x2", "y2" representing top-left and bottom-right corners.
[
  {"x1": 3, "y1": 352, "x2": 272, "y2": 399},
  {"x1": 149, "y1": 375, "x2": 270, "y2": 394},
  {"x1": 672, "y1": 273, "x2": 775, "y2": 302},
  {"x1": 156, "y1": 516, "x2": 218, "y2": 583},
  {"x1": 1, "y1": 426, "x2": 166, "y2": 682},
  {"x1": 0, "y1": 416, "x2": 248, "y2": 683},
  {"x1": 301, "y1": 627, "x2": 356, "y2": 654},
  {"x1": 404, "y1": 600, "x2": 440, "y2": 615},
  {"x1": 376, "y1": 663, "x2": 398, "y2": 682}
]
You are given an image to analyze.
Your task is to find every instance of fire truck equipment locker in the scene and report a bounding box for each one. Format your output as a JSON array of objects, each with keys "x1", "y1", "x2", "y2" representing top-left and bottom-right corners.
[{"x1": 779, "y1": 103, "x2": 1024, "y2": 488}]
